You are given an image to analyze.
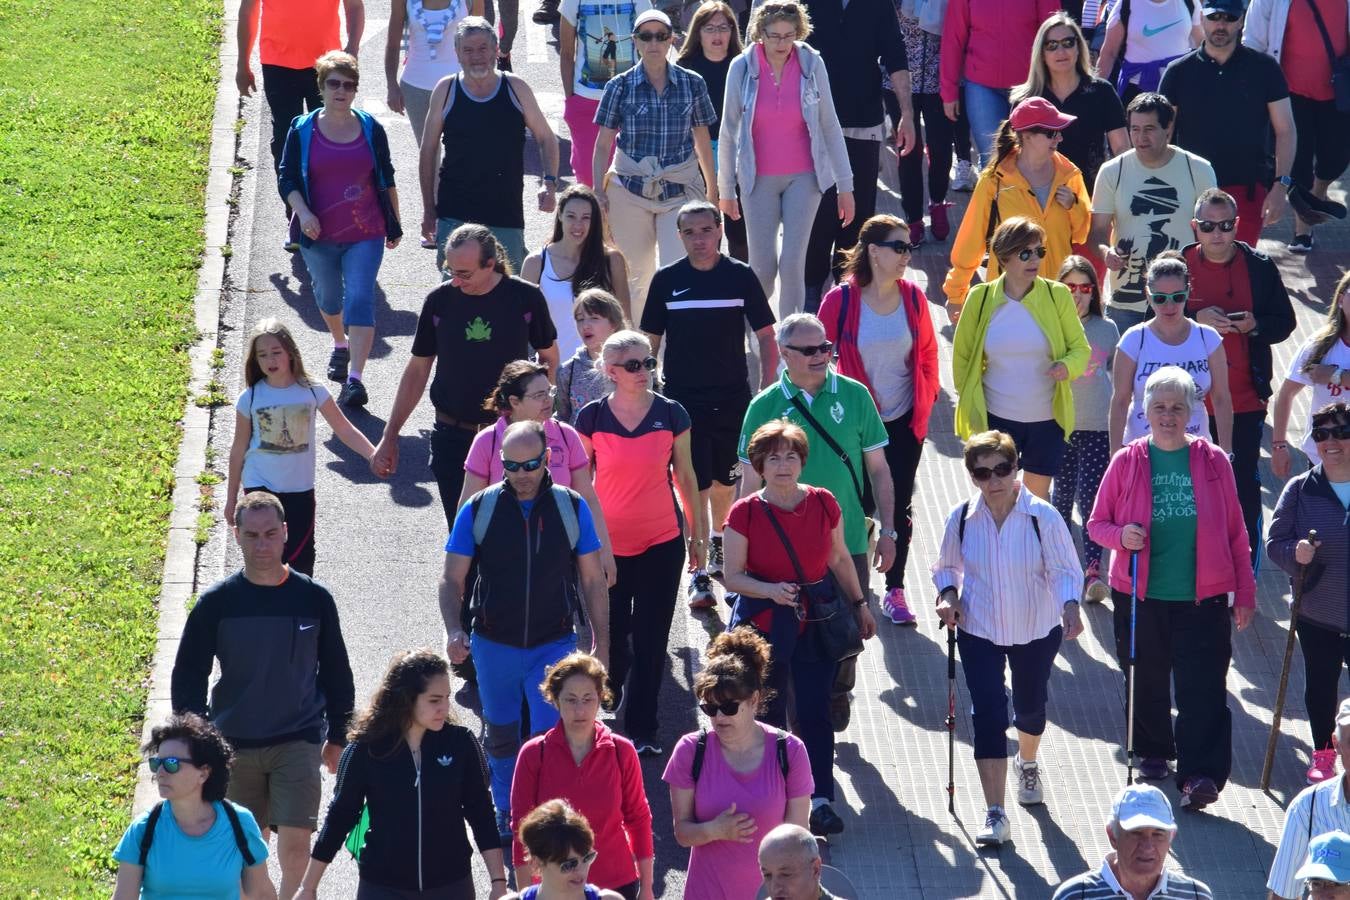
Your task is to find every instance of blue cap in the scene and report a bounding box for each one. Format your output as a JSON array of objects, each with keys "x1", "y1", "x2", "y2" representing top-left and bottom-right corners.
[{"x1": 1296, "y1": 831, "x2": 1350, "y2": 884}]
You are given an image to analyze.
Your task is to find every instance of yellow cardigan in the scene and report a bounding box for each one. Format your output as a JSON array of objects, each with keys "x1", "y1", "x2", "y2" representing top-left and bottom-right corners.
[
  {"x1": 942, "y1": 152, "x2": 1092, "y2": 306},
  {"x1": 951, "y1": 275, "x2": 1092, "y2": 440}
]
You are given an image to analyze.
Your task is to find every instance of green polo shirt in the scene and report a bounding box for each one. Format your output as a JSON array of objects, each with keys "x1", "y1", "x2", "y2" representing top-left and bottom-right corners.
[{"x1": 738, "y1": 369, "x2": 888, "y2": 555}]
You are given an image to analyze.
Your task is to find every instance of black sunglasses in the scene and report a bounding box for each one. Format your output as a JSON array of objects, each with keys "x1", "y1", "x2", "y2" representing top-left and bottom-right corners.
[
  {"x1": 874, "y1": 239, "x2": 914, "y2": 254},
  {"x1": 325, "y1": 78, "x2": 358, "y2": 91},
  {"x1": 784, "y1": 341, "x2": 834, "y2": 357},
  {"x1": 615, "y1": 356, "x2": 658, "y2": 373},
  {"x1": 1195, "y1": 218, "x2": 1237, "y2": 233},
  {"x1": 699, "y1": 699, "x2": 742, "y2": 717},
  {"x1": 1312, "y1": 424, "x2": 1350, "y2": 443},
  {"x1": 1017, "y1": 246, "x2": 1049, "y2": 262},
  {"x1": 148, "y1": 756, "x2": 194, "y2": 774},
  {"x1": 1150, "y1": 290, "x2": 1190, "y2": 306},
  {"x1": 969, "y1": 461, "x2": 1015, "y2": 481},
  {"x1": 501, "y1": 451, "x2": 547, "y2": 472},
  {"x1": 559, "y1": 850, "x2": 599, "y2": 873},
  {"x1": 1043, "y1": 35, "x2": 1079, "y2": 51},
  {"x1": 634, "y1": 29, "x2": 670, "y2": 41},
  {"x1": 1205, "y1": 11, "x2": 1239, "y2": 22}
]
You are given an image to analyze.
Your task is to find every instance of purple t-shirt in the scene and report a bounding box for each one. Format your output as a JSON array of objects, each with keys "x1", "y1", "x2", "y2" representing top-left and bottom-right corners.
[
  {"x1": 464, "y1": 416, "x2": 588, "y2": 486},
  {"x1": 662, "y1": 723, "x2": 813, "y2": 900},
  {"x1": 308, "y1": 128, "x2": 384, "y2": 243}
]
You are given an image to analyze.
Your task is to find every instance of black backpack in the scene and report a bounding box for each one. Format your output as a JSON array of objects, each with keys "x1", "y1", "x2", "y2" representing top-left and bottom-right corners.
[
  {"x1": 690, "y1": 727, "x2": 790, "y2": 782},
  {"x1": 138, "y1": 800, "x2": 257, "y2": 867}
]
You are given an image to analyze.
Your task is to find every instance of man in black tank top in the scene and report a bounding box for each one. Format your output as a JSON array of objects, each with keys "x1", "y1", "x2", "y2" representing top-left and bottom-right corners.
[{"x1": 418, "y1": 17, "x2": 561, "y2": 274}]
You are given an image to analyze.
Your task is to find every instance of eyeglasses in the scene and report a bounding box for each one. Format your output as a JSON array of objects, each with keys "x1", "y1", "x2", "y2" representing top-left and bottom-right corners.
[
  {"x1": 501, "y1": 451, "x2": 547, "y2": 472},
  {"x1": 784, "y1": 341, "x2": 834, "y2": 357},
  {"x1": 701, "y1": 23, "x2": 732, "y2": 34},
  {"x1": 524, "y1": 386, "x2": 557, "y2": 402},
  {"x1": 1023, "y1": 127, "x2": 1061, "y2": 140},
  {"x1": 148, "y1": 756, "x2": 195, "y2": 774},
  {"x1": 1205, "y1": 11, "x2": 1239, "y2": 22},
  {"x1": 1017, "y1": 246, "x2": 1049, "y2": 262},
  {"x1": 559, "y1": 850, "x2": 599, "y2": 873},
  {"x1": 763, "y1": 31, "x2": 797, "y2": 42},
  {"x1": 969, "y1": 461, "x2": 1015, "y2": 481},
  {"x1": 874, "y1": 239, "x2": 914, "y2": 254},
  {"x1": 699, "y1": 699, "x2": 742, "y2": 717},
  {"x1": 324, "y1": 78, "x2": 358, "y2": 91},
  {"x1": 1312, "y1": 424, "x2": 1350, "y2": 443},
  {"x1": 1043, "y1": 35, "x2": 1079, "y2": 51},
  {"x1": 1150, "y1": 290, "x2": 1190, "y2": 305},
  {"x1": 447, "y1": 267, "x2": 481, "y2": 280},
  {"x1": 614, "y1": 356, "x2": 658, "y2": 373},
  {"x1": 1195, "y1": 218, "x2": 1237, "y2": 234},
  {"x1": 635, "y1": 29, "x2": 671, "y2": 41},
  {"x1": 1062, "y1": 282, "x2": 1095, "y2": 295}
]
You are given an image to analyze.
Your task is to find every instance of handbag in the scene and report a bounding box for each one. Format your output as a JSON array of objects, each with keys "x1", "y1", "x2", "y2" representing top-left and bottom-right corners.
[
  {"x1": 1301, "y1": 0, "x2": 1350, "y2": 113},
  {"x1": 376, "y1": 186, "x2": 404, "y2": 242},
  {"x1": 758, "y1": 498, "x2": 864, "y2": 663}
]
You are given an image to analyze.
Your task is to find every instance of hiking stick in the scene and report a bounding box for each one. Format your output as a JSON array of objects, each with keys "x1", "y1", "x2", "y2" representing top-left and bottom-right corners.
[{"x1": 1262, "y1": 529, "x2": 1319, "y2": 790}]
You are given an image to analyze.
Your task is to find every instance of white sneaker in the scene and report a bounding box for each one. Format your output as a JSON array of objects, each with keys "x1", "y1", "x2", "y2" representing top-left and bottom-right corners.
[
  {"x1": 975, "y1": 807, "x2": 1010, "y2": 845},
  {"x1": 952, "y1": 159, "x2": 977, "y2": 192},
  {"x1": 1015, "y1": 755, "x2": 1044, "y2": 806}
]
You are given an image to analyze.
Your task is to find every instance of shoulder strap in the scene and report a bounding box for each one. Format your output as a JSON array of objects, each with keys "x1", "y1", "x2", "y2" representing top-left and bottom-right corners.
[
  {"x1": 836, "y1": 283, "x2": 850, "y2": 344},
  {"x1": 221, "y1": 802, "x2": 258, "y2": 867},
  {"x1": 550, "y1": 485, "x2": 581, "y2": 550},
  {"x1": 1300, "y1": 0, "x2": 1340, "y2": 66},
  {"x1": 1030, "y1": 513, "x2": 1042, "y2": 545},
  {"x1": 691, "y1": 728, "x2": 709, "y2": 783},
  {"x1": 786, "y1": 393, "x2": 865, "y2": 510},
  {"x1": 138, "y1": 801, "x2": 165, "y2": 867},
  {"x1": 472, "y1": 488, "x2": 501, "y2": 545},
  {"x1": 984, "y1": 172, "x2": 1003, "y2": 248},
  {"x1": 1310, "y1": 782, "x2": 1319, "y2": 844},
  {"x1": 758, "y1": 499, "x2": 808, "y2": 583},
  {"x1": 775, "y1": 728, "x2": 789, "y2": 779},
  {"x1": 958, "y1": 500, "x2": 970, "y2": 545}
]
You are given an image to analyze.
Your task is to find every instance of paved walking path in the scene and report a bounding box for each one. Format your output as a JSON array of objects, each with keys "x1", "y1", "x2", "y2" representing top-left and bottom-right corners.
[{"x1": 208, "y1": 7, "x2": 1350, "y2": 894}]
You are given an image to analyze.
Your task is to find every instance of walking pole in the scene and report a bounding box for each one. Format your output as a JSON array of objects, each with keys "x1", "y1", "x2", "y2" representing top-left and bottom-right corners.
[
  {"x1": 946, "y1": 622, "x2": 957, "y2": 815},
  {"x1": 1126, "y1": 549, "x2": 1139, "y2": 786},
  {"x1": 1261, "y1": 529, "x2": 1319, "y2": 791}
]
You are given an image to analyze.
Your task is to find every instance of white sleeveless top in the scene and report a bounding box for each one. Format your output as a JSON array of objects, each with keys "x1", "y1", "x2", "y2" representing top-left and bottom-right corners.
[
  {"x1": 1118, "y1": 320, "x2": 1222, "y2": 443},
  {"x1": 540, "y1": 248, "x2": 583, "y2": 362},
  {"x1": 400, "y1": 0, "x2": 470, "y2": 89}
]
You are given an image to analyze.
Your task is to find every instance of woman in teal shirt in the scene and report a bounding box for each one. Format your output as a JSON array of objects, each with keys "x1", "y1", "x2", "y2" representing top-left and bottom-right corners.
[{"x1": 113, "y1": 713, "x2": 273, "y2": 900}]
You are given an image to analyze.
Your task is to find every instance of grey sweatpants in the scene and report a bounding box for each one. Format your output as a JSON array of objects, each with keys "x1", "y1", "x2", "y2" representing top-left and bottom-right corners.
[{"x1": 743, "y1": 172, "x2": 823, "y2": 319}]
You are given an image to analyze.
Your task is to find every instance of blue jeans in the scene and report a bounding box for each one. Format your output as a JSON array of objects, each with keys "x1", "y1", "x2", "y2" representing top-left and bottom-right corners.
[
  {"x1": 470, "y1": 632, "x2": 574, "y2": 811},
  {"x1": 298, "y1": 237, "x2": 384, "y2": 327},
  {"x1": 962, "y1": 82, "x2": 1012, "y2": 169},
  {"x1": 1106, "y1": 304, "x2": 1147, "y2": 333},
  {"x1": 957, "y1": 626, "x2": 1063, "y2": 759},
  {"x1": 435, "y1": 217, "x2": 527, "y2": 277}
]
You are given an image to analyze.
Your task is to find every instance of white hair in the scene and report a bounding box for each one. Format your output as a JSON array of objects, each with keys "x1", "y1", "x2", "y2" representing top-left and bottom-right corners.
[
  {"x1": 456, "y1": 16, "x2": 498, "y2": 45},
  {"x1": 1143, "y1": 367, "x2": 1197, "y2": 415},
  {"x1": 777, "y1": 313, "x2": 825, "y2": 345}
]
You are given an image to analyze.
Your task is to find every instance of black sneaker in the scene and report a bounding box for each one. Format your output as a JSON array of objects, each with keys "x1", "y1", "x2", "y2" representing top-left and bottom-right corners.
[
  {"x1": 339, "y1": 378, "x2": 368, "y2": 408},
  {"x1": 1179, "y1": 776, "x2": 1220, "y2": 812},
  {"x1": 1289, "y1": 233, "x2": 1314, "y2": 254},
  {"x1": 497, "y1": 52, "x2": 513, "y2": 72},
  {"x1": 532, "y1": 1, "x2": 560, "y2": 23},
  {"x1": 327, "y1": 347, "x2": 350, "y2": 382},
  {"x1": 688, "y1": 572, "x2": 716, "y2": 609},
  {"x1": 709, "y1": 536, "x2": 725, "y2": 577},
  {"x1": 809, "y1": 802, "x2": 845, "y2": 836}
]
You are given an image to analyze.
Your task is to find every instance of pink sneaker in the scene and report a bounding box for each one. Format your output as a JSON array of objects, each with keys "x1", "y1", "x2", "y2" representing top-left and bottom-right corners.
[
  {"x1": 1308, "y1": 748, "x2": 1338, "y2": 784},
  {"x1": 881, "y1": 587, "x2": 917, "y2": 626},
  {"x1": 907, "y1": 221, "x2": 925, "y2": 249},
  {"x1": 929, "y1": 201, "x2": 951, "y2": 242}
]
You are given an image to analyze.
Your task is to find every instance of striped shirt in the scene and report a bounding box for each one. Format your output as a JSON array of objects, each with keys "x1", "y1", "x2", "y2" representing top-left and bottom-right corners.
[
  {"x1": 1052, "y1": 853, "x2": 1213, "y2": 899},
  {"x1": 931, "y1": 485, "x2": 1083, "y2": 647},
  {"x1": 1268, "y1": 777, "x2": 1350, "y2": 898}
]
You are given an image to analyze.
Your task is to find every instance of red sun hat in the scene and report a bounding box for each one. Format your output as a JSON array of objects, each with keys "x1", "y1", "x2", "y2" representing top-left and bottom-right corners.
[{"x1": 1009, "y1": 97, "x2": 1077, "y2": 132}]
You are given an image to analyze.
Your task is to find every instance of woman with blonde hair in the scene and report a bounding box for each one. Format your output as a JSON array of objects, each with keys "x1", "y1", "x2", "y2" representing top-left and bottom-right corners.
[{"x1": 1272, "y1": 271, "x2": 1350, "y2": 479}]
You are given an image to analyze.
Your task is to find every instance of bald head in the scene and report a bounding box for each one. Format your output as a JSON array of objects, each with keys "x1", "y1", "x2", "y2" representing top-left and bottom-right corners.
[
  {"x1": 501, "y1": 420, "x2": 549, "y2": 499},
  {"x1": 759, "y1": 825, "x2": 821, "y2": 900},
  {"x1": 502, "y1": 419, "x2": 547, "y2": 455}
]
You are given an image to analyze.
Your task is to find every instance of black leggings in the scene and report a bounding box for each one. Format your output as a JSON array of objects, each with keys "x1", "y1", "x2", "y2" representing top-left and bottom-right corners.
[
  {"x1": 608, "y1": 535, "x2": 685, "y2": 741},
  {"x1": 881, "y1": 412, "x2": 923, "y2": 590},
  {"x1": 804, "y1": 137, "x2": 881, "y2": 307},
  {"x1": 893, "y1": 93, "x2": 954, "y2": 224},
  {"x1": 1297, "y1": 617, "x2": 1350, "y2": 750},
  {"x1": 245, "y1": 487, "x2": 316, "y2": 575},
  {"x1": 261, "y1": 64, "x2": 322, "y2": 173}
]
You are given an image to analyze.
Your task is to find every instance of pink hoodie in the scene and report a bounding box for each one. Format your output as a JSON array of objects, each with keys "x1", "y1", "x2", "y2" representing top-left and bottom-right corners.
[
  {"x1": 940, "y1": 0, "x2": 1061, "y2": 102},
  {"x1": 1087, "y1": 437, "x2": 1255, "y2": 608}
]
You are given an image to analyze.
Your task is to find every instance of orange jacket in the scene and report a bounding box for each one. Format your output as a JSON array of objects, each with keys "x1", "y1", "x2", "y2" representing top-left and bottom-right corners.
[{"x1": 942, "y1": 151, "x2": 1092, "y2": 306}]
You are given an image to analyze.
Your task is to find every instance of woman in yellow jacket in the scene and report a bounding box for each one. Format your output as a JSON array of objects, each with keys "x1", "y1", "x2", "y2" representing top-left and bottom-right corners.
[
  {"x1": 951, "y1": 216, "x2": 1091, "y2": 500},
  {"x1": 943, "y1": 97, "x2": 1091, "y2": 321}
]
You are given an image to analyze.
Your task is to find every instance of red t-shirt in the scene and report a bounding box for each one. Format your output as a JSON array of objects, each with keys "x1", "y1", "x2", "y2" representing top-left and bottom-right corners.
[
  {"x1": 1186, "y1": 247, "x2": 1263, "y2": 414},
  {"x1": 1283, "y1": 0, "x2": 1348, "y2": 101},
  {"x1": 726, "y1": 488, "x2": 842, "y2": 632}
]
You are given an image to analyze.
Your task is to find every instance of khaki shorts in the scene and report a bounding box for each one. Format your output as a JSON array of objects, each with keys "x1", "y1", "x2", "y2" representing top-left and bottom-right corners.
[{"x1": 228, "y1": 740, "x2": 321, "y2": 831}]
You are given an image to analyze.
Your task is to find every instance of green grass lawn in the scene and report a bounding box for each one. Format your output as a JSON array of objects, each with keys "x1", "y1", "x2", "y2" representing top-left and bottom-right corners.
[{"x1": 0, "y1": 0, "x2": 220, "y2": 892}]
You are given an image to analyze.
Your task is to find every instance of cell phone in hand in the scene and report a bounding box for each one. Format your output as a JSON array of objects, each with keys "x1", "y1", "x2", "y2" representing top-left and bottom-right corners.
[{"x1": 1226, "y1": 312, "x2": 1249, "y2": 321}]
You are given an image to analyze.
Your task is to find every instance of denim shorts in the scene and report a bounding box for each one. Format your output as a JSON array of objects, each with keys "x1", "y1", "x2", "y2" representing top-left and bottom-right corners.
[
  {"x1": 298, "y1": 236, "x2": 384, "y2": 327},
  {"x1": 987, "y1": 412, "x2": 1067, "y2": 478}
]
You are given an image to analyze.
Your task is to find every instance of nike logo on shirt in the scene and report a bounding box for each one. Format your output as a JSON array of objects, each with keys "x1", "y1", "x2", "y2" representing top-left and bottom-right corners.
[
  {"x1": 298, "y1": 624, "x2": 316, "y2": 631},
  {"x1": 1142, "y1": 19, "x2": 1184, "y2": 37},
  {"x1": 672, "y1": 288, "x2": 691, "y2": 296}
]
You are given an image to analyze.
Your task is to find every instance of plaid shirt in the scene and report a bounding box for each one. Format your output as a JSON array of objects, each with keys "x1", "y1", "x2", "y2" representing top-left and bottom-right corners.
[{"x1": 594, "y1": 61, "x2": 716, "y2": 201}]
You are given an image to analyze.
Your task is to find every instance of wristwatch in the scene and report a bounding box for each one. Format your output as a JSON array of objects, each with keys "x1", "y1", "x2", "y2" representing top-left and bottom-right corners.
[
  {"x1": 878, "y1": 528, "x2": 899, "y2": 540},
  {"x1": 1277, "y1": 174, "x2": 1294, "y2": 190}
]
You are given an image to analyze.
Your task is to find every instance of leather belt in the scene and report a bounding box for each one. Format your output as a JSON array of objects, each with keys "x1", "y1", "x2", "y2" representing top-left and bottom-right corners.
[{"x1": 435, "y1": 411, "x2": 484, "y2": 432}]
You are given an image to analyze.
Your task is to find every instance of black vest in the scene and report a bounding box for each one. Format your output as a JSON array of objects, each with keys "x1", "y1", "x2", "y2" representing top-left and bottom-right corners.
[
  {"x1": 471, "y1": 484, "x2": 578, "y2": 648},
  {"x1": 437, "y1": 75, "x2": 526, "y2": 228}
]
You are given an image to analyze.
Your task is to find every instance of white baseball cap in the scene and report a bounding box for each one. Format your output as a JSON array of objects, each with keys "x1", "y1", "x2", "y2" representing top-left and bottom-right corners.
[
  {"x1": 1112, "y1": 784, "x2": 1177, "y2": 833},
  {"x1": 633, "y1": 9, "x2": 672, "y2": 29}
]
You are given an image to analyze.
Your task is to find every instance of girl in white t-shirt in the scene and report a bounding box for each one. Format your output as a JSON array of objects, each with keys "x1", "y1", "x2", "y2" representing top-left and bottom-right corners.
[
  {"x1": 1272, "y1": 272, "x2": 1350, "y2": 476},
  {"x1": 1108, "y1": 253, "x2": 1232, "y2": 451},
  {"x1": 225, "y1": 319, "x2": 377, "y2": 575},
  {"x1": 1096, "y1": 0, "x2": 1203, "y2": 97}
]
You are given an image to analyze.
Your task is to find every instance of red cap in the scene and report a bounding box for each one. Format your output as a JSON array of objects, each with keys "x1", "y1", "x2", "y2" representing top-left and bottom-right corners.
[{"x1": 1008, "y1": 97, "x2": 1077, "y2": 132}]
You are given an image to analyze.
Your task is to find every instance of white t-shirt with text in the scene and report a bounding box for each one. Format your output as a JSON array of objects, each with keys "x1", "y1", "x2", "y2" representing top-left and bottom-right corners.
[{"x1": 1118, "y1": 320, "x2": 1222, "y2": 443}]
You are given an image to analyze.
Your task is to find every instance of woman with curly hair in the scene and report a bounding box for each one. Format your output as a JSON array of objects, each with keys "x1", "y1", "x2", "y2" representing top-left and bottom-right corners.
[
  {"x1": 113, "y1": 713, "x2": 273, "y2": 900},
  {"x1": 503, "y1": 799, "x2": 628, "y2": 900},
  {"x1": 296, "y1": 650, "x2": 508, "y2": 899}
]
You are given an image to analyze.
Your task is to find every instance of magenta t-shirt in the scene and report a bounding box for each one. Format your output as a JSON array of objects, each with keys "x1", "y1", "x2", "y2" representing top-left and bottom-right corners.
[
  {"x1": 464, "y1": 416, "x2": 588, "y2": 486},
  {"x1": 308, "y1": 128, "x2": 384, "y2": 243},
  {"x1": 662, "y1": 723, "x2": 813, "y2": 900},
  {"x1": 751, "y1": 45, "x2": 813, "y2": 177}
]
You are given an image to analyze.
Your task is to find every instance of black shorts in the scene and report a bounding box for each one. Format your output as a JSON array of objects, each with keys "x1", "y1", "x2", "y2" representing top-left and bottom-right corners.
[
  {"x1": 668, "y1": 388, "x2": 749, "y2": 491},
  {"x1": 986, "y1": 413, "x2": 1067, "y2": 478}
]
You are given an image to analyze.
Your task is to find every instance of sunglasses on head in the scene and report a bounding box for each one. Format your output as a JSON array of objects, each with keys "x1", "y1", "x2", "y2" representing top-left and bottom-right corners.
[
  {"x1": 1062, "y1": 282, "x2": 1095, "y2": 295},
  {"x1": 635, "y1": 29, "x2": 671, "y2": 41},
  {"x1": 970, "y1": 461, "x2": 1015, "y2": 481},
  {"x1": 325, "y1": 77, "x2": 357, "y2": 91},
  {"x1": 148, "y1": 756, "x2": 194, "y2": 774},
  {"x1": 615, "y1": 356, "x2": 658, "y2": 373},
  {"x1": 1205, "y1": 11, "x2": 1239, "y2": 22},
  {"x1": 501, "y1": 451, "x2": 547, "y2": 472},
  {"x1": 1312, "y1": 424, "x2": 1350, "y2": 443},
  {"x1": 699, "y1": 699, "x2": 742, "y2": 717},
  {"x1": 1195, "y1": 218, "x2": 1237, "y2": 233},
  {"x1": 784, "y1": 341, "x2": 834, "y2": 357},
  {"x1": 874, "y1": 239, "x2": 914, "y2": 254},
  {"x1": 559, "y1": 850, "x2": 599, "y2": 873},
  {"x1": 1150, "y1": 290, "x2": 1190, "y2": 306},
  {"x1": 1017, "y1": 246, "x2": 1049, "y2": 262},
  {"x1": 1043, "y1": 35, "x2": 1079, "y2": 51}
]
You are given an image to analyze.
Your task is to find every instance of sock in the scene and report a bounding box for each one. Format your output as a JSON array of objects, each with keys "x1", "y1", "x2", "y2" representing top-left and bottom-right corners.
[
  {"x1": 810, "y1": 796, "x2": 828, "y2": 811},
  {"x1": 711, "y1": 532, "x2": 723, "y2": 543},
  {"x1": 333, "y1": 341, "x2": 348, "y2": 350},
  {"x1": 988, "y1": 804, "x2": 1005, "y2": 815},
  {"x1": 348, "y1": 369, "x2": 362, "y2": 383}
]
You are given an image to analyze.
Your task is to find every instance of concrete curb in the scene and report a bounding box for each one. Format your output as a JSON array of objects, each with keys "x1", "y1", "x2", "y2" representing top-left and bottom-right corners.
[{"x1": 132, "y1": 0, "x2": 244, "y2": 816}]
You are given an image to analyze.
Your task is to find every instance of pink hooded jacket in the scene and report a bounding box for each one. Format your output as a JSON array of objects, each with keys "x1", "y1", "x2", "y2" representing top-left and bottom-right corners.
[{"x1": 1086, "y1": 437, "x2": 1255, "y2": 608}]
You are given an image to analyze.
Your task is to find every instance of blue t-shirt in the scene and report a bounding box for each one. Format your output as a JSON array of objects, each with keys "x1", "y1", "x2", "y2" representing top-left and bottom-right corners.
[
  {"x1": 445, "y1": 491, "x2": 602, "y2": 557},
  {"x1": 113, "y1": 801, "x2": 269, "y2": 899}
]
